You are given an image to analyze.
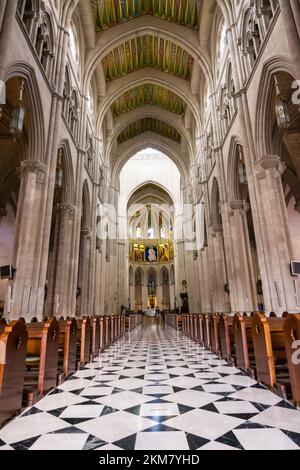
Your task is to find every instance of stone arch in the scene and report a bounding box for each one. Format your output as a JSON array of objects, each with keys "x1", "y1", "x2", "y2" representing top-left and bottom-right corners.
[
  {"x1": 83, "y1": 16, "x2": 213, "y2": 95},
  {"x1": 227, "y1": 136, "x2": 244, "y2": 202},
  {"x1": 111, "y1": 133, "x2": 189, "y2": 189},
  {"x1": 255, "y1": 56, "x2": 296, "y2": 158},
  {"x1": 57, "y1": 140, "x2": 75, "y2": 205},
  {"x1": 4, "y1": 61, "x2": 46, "y2": 163},
  {"x1": 108, "y1": 108, "x2": 193, "y2": 158},
  {"x1": 96, "y1": 69, "x2": 201, "y2": 134}
]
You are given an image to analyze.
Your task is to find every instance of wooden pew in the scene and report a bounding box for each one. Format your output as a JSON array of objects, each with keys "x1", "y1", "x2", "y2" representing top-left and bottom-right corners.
[
  {"x1": 284, "y1": 314, "x2": 300, "y2": 406},
  {"x1": 99, "y1": 316, "x2": 105, "y2": 352},
  {"x1": 58, "y1": 318, "x2": 77, "y2": 379},
  {"x1": 0, "y1": 320, "x2": 27, "y2": 427},
  {"x1": 203, "y1": 314, "x2": 211, "y2": 350},
  {"x1": 90, "y1": 316, "x2": 100, "y2": 359},
  {"x1": 24, "y1": 318, "x2": 59, "y2": 405},
  {"x1": 219, "y1": 314, "x2": 235, "y2": 362},
  {"x1": 76, "y1": 317, "x2": 91, "y2": 366},
  {"x1": 252, "y1": 313, "x2": 290, "y2": 399},
  {"x1": 209, "y1": 314, "x2": 221, "y2": 354},
  {"x1": 233, "y1": 313, "x2": 256, "y2": 376},
  {"x1": 105, "y1": 316, "x2": 110, "y2": 347},
  {"x1": 197, "y1": 314, "x2": 204, "y2": 346}
]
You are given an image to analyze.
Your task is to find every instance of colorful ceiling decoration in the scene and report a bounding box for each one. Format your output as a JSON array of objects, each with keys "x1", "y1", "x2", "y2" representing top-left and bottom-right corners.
[
  {"x1": 112, "y1": 84, "x2": 186, "y2": 118},
  {"x1": 91, "y1": 0, "x2": 203, "y2": 32},
  {"x1": 118, "y1": 117, "x2": 181, "y2": 144},
  {"x1": 102, "y1": 35, "x2": 194, "y2": 82}
]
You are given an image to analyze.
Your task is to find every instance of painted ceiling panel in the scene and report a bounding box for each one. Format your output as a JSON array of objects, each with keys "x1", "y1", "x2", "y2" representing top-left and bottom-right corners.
[
  {"x1": 112, "y1": 84, "x2": 186, "y2": 117},
  {"x1": 102, "y1": 35, "x2": 194, "y2": 81},
  {"x1": 118, "y1": 117, "x2": 181, "y2": 144},
  {"x1": 91, "y1": 0, "x2": 203, "y2": 32}
]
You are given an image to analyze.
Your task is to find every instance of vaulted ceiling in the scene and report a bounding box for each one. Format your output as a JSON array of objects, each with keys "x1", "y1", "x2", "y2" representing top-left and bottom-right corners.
[
  {"x1": 85, "y1": 0, "x2": 209, "y2": 171},
  {"x1": 118, "y1": 118, "x2": 182, "y2": 144},
  {"x1": 112, "y1": 84, "x2": 186, "y2": 118},
  {"x1": 102, "y1": 35, "x2": 194, "y2": 82},
  {"x1": 91, "y1": 0, "x2": 203, "y2": 32}
]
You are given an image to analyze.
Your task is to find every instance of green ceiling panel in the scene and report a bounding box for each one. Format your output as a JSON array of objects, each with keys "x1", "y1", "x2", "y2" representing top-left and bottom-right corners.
[
  {"x1": 112, "y1": 84, "x2": 186, "y2": 117},
  {"x1": 118, "y1": 117, "x2": 181, "y2": 144},
  {"x1": 91, "y1": 0, "x2": 203, "y2": 32},
  {"x1": 102, "y1": 35, "x2": 194, "y2": 82}
]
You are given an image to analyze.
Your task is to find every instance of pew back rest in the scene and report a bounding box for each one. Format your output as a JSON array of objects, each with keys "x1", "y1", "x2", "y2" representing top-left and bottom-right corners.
[
  {"x1": 0, "y1": 320, "x2": 27, "y2": 393},
  {"x1": 284, "y1": 314, "x2": 300, "y2": 404}
]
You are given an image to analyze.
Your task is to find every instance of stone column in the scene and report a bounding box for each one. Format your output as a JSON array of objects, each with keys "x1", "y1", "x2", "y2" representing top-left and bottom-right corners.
[
  {"x1": 156, "y1": 283, "x2": 162, "y2": 309},
  {"x1": 0, "y1": 0, "x2": 18, "y2": 80},
  {"x1": 211, "y1": 227, "x2": 230, "y2": 313},
  {"x1": 53, "y1": 203, "x2": 76, "y2": 317},
  {"x1": 79, "y1": 227, "x2": 92, "y2": 316},
  {"x1": 170, "y1": 282, "x2": 176, "y2": 310},
  {"x1": 226, "y1": 200, "x2": 257, "y2": 313},
  {"x1": 255, "y1": 155, "x2": 300, "y2": 313},
  {"x1": 129, "y1": 282, "x2": 135, "y2": 311},
  {"x1": 11, "y1": 160, "x2": 46, "y2": 321},
  {"x1": 142, "y1": 285, "x2": 148, "y2": 310}
]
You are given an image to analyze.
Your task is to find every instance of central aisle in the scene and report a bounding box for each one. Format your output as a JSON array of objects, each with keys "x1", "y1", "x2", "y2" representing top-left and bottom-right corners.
[{"x1": 0, "y1": 320, "x2": 300, "y2": 450}]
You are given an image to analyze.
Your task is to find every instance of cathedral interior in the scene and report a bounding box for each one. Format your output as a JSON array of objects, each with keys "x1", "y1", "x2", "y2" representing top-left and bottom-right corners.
[{"x1": 0, "y1": 0, "x2": 300, "y2": 452}]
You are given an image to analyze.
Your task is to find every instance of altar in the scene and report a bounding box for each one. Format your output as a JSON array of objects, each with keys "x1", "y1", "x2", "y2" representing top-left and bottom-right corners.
[{"x1": 144, "y1": 309, "x2": 156, "y2": 317}]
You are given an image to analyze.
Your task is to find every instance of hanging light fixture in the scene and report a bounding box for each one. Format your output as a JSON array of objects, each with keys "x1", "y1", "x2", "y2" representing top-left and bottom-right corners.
[
  {"x1": 274, "y1": 75, "x2": 290, "y2": 130},
  {"x1": 55, "y1": 149, "x2": 63, "y2": 189},
  {"x1": 10, "y1": 79, "x2": 25, "y2": 138},
  {"x1": 238, "y1": 146, "x2": 248, "y2": 186}
]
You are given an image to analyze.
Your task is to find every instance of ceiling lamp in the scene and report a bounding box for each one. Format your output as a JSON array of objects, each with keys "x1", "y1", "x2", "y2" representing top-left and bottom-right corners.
[
  {"x1": 55, "y1": 149, "x2": 64, "y2": 189},
  {"x1": 10, "y1": 79, "x2": 25, "y2": 138},
  {"x1": 274, "y1": 75, "x2": 290, "y2": 130}
]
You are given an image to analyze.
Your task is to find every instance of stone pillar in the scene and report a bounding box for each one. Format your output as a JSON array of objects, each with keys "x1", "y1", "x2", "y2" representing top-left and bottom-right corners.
[
  {"x1": 129, "y1": 282, "x2": 135, "y2": 311},
  {"x1": 211, "y1": 227, "x2": 230, "y2": 313},
  {"x1": 156, "y1": 284, "x2": 162, "y2": 309},
  {"x1": 0, "y1": 0, "x2": 18, "y2": 80},
  {"x1": 142, "y1": 285, "x2": 148, "y2": 310},
  {"x1": 53, "y1": 203, "x2": 76, "y2": 317},
  {"x1": 255, "y1": 155, "x2": 300, "y2": 313},
  {"x1": 170, "y1": 282, "x2": 176, "y2": 310},
  {"x1": 11, "y1": 160, "x2": 46, "y2": 321},
  {"x1": 226, "y1": 200, "x2": 257, "y2": 313}
]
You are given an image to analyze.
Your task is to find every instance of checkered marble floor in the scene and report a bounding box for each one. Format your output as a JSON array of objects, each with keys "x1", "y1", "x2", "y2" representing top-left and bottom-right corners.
[{"x1": 1, "y1": 321, "x2": 300, "y2": 451}]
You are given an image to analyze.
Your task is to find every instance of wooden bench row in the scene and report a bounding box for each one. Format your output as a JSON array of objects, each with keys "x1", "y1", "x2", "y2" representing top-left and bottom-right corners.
[
  {"x1": 182, "y1": 312, "x2": 300, "y2": 407},
  {"x1": 125, "y1": 314, "x2": 143, "y2": 332},
  {"x1": 0, "y1": 313, "x2": 130, "y2": 428},
  {"x1": 165, "y1": 313, "x2": 182, "y2": 331}
]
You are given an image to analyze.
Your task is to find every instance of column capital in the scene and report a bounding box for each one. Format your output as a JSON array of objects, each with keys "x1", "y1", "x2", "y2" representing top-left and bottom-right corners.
[
  {"x1": 229, "y1": 200, "x2": 250, "y2": 213},
  {"x1": 58, "y1": 203, "x2": 76, "y2": 219},
  {"x1": 20, "y1": 160, "x2": 47, "y2": 184},
  {"x1": 256, "y1": 155, "x2": 287, "y2": 180}
]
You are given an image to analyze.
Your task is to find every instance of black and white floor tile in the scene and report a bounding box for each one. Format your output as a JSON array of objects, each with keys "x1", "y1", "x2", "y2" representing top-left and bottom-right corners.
[{"x1": 1, "y1": 322, "x2": 300, "y2": 450}]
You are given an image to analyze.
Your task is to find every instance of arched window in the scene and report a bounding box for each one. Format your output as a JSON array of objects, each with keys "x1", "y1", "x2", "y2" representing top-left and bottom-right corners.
[
  {"x1": 35, "y1": 12, "x2": 55, "y2": 79},
  {"x1": 69, "y1": 22, "x2": 79, "y2": 65},
  {"x1": 17, "y1": 0, "x2": 38, "y2": 37},
  {"x1": 216, "y1": 20, "x2": 227, "y2": 76}
]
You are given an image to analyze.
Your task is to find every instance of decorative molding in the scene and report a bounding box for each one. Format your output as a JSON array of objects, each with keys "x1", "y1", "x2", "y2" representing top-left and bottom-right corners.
[{"x1": 20, "y1": 160, "x2": 47, "y2": 184}]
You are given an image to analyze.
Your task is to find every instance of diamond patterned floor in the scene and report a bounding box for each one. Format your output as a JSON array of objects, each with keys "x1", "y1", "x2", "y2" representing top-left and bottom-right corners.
[{"x1": 0, "y1": 321, "x2": 300, "y2": 450}]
